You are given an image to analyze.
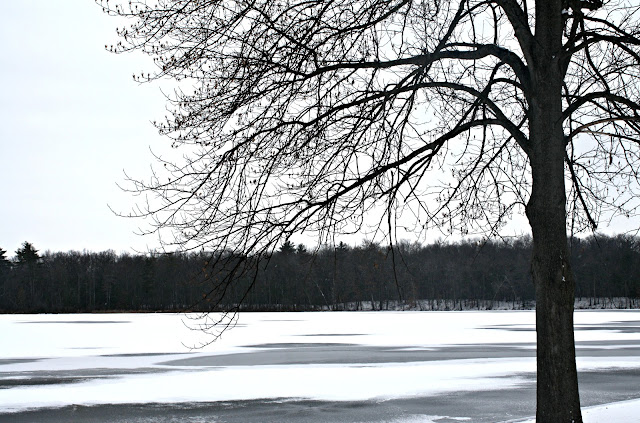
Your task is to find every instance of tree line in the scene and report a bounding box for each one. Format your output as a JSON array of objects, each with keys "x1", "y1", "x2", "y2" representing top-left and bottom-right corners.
[{"x1": 0, "y1": 234, "x2": 638, "y2": 313}]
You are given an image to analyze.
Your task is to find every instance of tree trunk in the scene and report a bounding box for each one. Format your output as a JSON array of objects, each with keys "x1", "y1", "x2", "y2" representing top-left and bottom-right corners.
[
  {"x1": 527, "y1": 96, "x2": 583, "y2": 421},
  {"x1": 524, "y1": 2, "x2": 583, "y2": 420},
  {"x1": 527, "y1": 185, "x2": 582, "y2": 422},
  {"x1": 527, "y1": 117, "x2": 583, "y2": 421},
  {"x1": 527, "y1": 40, "x2": 582, "y2": 423}
]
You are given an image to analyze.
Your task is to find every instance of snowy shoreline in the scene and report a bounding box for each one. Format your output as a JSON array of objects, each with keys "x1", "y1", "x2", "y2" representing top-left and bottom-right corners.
[{"x1": 317, "y1": 297, "x2": 640, "y2": 311}]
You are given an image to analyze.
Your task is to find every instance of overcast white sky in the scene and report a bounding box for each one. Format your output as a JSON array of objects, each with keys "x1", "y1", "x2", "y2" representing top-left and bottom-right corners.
[
  {"x1": 1, "y1": 1, "x2": 636, "y2": 258},
  {"x1": 0, "y1": 0, "x2": 169, "y2": 256}
]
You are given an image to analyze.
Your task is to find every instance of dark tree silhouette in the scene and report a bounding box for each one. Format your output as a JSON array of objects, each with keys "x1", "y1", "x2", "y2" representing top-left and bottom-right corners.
[
  {"x1": 0, "y1": 248, "x2": 10, "y2": 307},
  {"x1": 0, "y1": 248, "x2": 10, "y2": 269},
  {"x1": 15, "y1": 242, "x2": 40, "y2": 266},
  {"x1": 13, "y1": 242, "x2": 43, "y2": 309},
  {"x1": 99, "y1": 1, "x2": 640, "y2": 420},
  {"x1": 279, "y1": 240, "x2": 296, "y2": 255}
]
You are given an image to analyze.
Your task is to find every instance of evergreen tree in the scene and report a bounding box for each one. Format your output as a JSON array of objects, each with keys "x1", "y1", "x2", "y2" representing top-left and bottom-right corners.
[
  {"x1": 0, "y1": 248, "x2": 11, "y2": 269},
  {"x1": 13, "y1": 242, "x2": 43, "y2": 310},
  {"x1": 15, "y1": 242, "x2": 40, "y2": 266},
  {"x1": 0, "y1": 248, "x2": 10, "y2": 310},
  {"x1": 279, "y1": 240, "x2": 296, "y2": 255}
]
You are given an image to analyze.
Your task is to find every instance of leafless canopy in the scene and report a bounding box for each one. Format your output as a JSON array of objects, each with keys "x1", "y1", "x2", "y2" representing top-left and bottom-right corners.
[{"x1": 101, "y1": 0, "x2": 640, "y2": 265}]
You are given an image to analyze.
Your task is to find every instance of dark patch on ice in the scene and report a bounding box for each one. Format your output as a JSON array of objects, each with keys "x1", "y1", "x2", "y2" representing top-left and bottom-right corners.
[
  {"x1": 484, "y1": 321, "x2": 640, "y2": 334},
  {"x1": 575, "y1": 339, "x2": 640, "y2": 350},
  {"x1": 0, "y1": 367, "x2": 178, "y2": 385},
  {"x1": 0, "y1": 376, "x2": 91, "y2": 389},
  {"x1": 572, "y1": 321, "x2": 640, "y2": 333},
  {"x1": 576, "y1": 326, "x2": 640, "y2": 333},
  {"x1": 159, "y1": 343, "x2": 538, "y2": 367},
  {"x1": 0, "y1": 398, "x2": 522, "y2": 423},
  {"x1": 579, "y1": 368, "x2": 640, "y2": 401},
  {"x1": 0, "y1": 358, "x2": 41, "y2": 366},
  {"x1": 160, "y1": 339, "x2": 640, "y2": 368},
  {"x1": 481, "y1": 324, "x2": 534, "y2": 332},
  {"x1": 17, "y1": 320, "x2": 130, "y2": 324}
]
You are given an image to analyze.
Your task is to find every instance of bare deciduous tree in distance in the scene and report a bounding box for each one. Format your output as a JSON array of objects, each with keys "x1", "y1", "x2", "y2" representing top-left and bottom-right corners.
[{"x1": 99, "y1": 0, "x2": 640, "y2": 420}]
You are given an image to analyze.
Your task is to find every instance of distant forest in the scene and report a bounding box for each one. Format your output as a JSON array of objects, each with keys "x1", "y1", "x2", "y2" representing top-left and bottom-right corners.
[{"x1": 1, "y1": 234, "x2": 639, "y2": 313}]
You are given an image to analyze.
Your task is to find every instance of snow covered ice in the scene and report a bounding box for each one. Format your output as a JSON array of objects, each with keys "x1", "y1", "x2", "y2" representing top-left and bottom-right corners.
[{"x1": 1, "y1": 310, "x2": 639, "y2": 422}]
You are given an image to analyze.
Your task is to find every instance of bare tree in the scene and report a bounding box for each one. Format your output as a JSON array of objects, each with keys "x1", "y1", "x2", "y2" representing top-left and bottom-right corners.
[{"x1": 99, "y1": 0, "x2": 640, "y2": 421}]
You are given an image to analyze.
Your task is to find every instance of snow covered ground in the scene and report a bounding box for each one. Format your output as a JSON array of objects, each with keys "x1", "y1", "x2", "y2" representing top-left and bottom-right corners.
[
  {"x1": 1, "y1": 310, "x2": 639, "y2": 422},
  {"x1": 512, "y1": 398, "x2": 640, "y2": 423}
]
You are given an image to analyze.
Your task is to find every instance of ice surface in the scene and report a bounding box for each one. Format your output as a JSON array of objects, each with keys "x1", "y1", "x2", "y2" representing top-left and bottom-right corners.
[
  {"x1": 1, "y1": 310, "x2": 639, "y2": 421},
  {"x1": 514, "y1": 398, "x2": 640, "y2": 423}
]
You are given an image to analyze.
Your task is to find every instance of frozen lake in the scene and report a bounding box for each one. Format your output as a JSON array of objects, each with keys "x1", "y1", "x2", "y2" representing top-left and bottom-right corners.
[{"x1": 1, "y1": 310, "x2": 640, "y2": 422}]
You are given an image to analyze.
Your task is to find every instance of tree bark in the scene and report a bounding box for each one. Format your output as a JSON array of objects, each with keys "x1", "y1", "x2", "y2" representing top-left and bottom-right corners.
[
  {"x1": 526, "y1": 2, "x2": 583, "y2": 419},
  {"x1": 527, "y1": 119, "x2": 583, "y2": 421},
  {"x1": 527, "y1": 162, "x2": 582, "y2": 422}
]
